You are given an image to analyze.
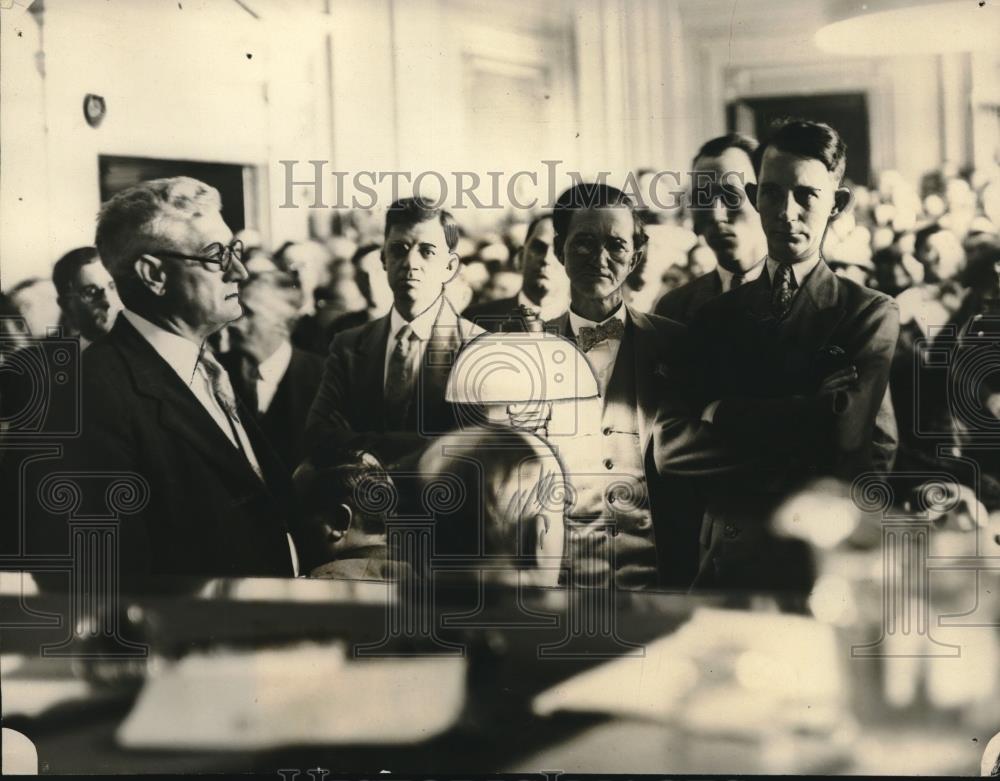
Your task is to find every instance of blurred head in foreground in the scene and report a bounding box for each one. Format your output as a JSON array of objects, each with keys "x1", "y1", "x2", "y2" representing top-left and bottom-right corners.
[
  {"x1": 417, "y1": 427, "x2": 566, "y2": 587},
  {"x1": 294, "y1": 447, "x2": 404, "y2": 580}
]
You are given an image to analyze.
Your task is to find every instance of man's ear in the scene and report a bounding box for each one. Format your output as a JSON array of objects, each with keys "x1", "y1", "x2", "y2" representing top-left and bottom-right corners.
[
  {"x1": 326, "y1": 503, "x2": 352, "y2": 542},
  {"x1": 745, "y1": 182, "x2": 760, "y2": 213},
  {"x1": 380, "y1": 247, "x2": 388, "y2": 272},
  {"x1": 832, "y1": 187, "x2": 854, "y2": 219},
  {"x1": 444, "y1": 251, "x2": 461, "y2": 284},
  {"x1": 553, "y1": 234, "x2": 566, "y2": 265},
  {"x1": 533, "y1": 512, "x2": 551, "y2": 555},
  {"x1": 134, "y1": 254, "x2": 168, "y2": 296},
  {"x1": 628, "y1": 246, "x2": 645, "y2": 275}
]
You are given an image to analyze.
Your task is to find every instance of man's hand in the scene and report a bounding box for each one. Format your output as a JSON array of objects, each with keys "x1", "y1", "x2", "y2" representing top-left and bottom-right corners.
[{"x1": 817, "y1": 365, "x2": 859, "y2": 395}]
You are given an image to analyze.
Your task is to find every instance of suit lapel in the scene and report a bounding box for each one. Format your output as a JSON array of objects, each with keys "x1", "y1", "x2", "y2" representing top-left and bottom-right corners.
[
  {"x1": 742, "y1": 270, "x2": 776, "y2": 324},
  {"x1": 547, "y1": 312, "x2": 573, "y2": 340},
  {"x1": 357, "y1": 315, "x2": 391, "y2": 427},
  {"x1": 695, "y1": 271, "x2": 723, "y2": 314},
  {"x1": 111, "y1": 318, "x2": 265, "y2": 487},
  {"x1": 780, "y1": 260, "x2": 844, "y2": 350},
  {"x1": 417, "y1": 297, "x2": 465, "y2": 429},
  {"x1": 627, "y1": 307, "x2": 658, "y2": 448}
]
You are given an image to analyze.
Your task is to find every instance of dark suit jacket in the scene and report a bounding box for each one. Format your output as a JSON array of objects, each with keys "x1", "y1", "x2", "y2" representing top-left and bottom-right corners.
[
  {"x1": 31, "y1": 315, "x2": 294, "y2": 581},
  {"x1": 654, "y1": 271, "x2": 722, "y2": 324},
  {"x1": 683, "y1": 260, "x2": 900, "y2": 591},
  {"x1": 546, "y1": 306, "x2": 707, "y2": 589},
  {"x1": 464, "y1": 295, "x2": 519, "y2": 330},
  {"x1": 220, "y1": 346, "x2": 324, "y2": 475},
  {"x1": 305, "y1": 296, "x2": 485, "y2": 470}
]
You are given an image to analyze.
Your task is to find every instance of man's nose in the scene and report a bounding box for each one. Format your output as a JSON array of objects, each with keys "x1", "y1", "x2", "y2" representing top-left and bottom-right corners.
[
  {"x1": 779, "y1": 191, "x2": 800, "y2": 222},
  {"x1": 403, "y1": 247, "x2": 426, "y2": 270},
  {"x1": 225, "y1": 257, "x2": 250, "y2": 283},
  {"x1": 709, "y1": 198, "x2": 729, "y2": 223}
]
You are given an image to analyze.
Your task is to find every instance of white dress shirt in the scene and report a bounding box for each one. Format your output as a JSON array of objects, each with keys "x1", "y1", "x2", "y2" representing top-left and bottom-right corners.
[
  {"x1": 765, "y1": 254, "x2": 821, "y2": 289},
  {"x1": 255, "y1": 339, "x2": 293, "y2": 414},
  {"x1": 717, "y1": 258, "x2": 766, "y2": 294},
  {"x1": 383, "y1": 304, "x2": 438, "y2": 385},
  {"x1": 122, "y1": 309, "x2": 263, "y2": 473},
  {"x1": 569, "y1": 304, "x2": 628, "y2": 398}
]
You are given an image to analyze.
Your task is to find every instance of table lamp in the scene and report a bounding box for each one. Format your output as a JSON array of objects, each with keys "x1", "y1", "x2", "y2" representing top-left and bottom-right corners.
[{"x1": 445, "y1": 321, "x2": 599, "y2": 437}]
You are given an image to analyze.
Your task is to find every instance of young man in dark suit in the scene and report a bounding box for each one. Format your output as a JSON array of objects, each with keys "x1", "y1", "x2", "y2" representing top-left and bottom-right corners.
[
  {"x1": 35, "y1": 177, "x2": 296, "y2": 580},
  {"x1": 464, "y1": 214, "x2": 569, "y2": 331},
  {"x1": 305, "y1": 197, "x2": 485, "y2": 473},
  {"x1": 687, "y1": 119, "x2": 900, "y2": 595},
  {"x1": 655, "y1": 133, "x2": 767, "y2": 324}
]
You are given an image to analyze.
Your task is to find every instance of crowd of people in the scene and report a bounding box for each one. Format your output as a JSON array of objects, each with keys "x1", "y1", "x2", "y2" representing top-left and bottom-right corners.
[{"x1": 2, "y1": 117, "x2": 999, "y2": 602}]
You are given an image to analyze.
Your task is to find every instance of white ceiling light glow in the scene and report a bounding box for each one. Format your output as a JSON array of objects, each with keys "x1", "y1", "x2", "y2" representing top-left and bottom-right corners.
[{"x1": 815, "y1": 0, "x2": 1000, "y2": 56}]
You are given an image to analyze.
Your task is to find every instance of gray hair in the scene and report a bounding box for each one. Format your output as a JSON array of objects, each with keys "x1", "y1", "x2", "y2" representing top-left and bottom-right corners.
[{"x1": 95, "y1": 177, "x2": 222, "y2": 284}]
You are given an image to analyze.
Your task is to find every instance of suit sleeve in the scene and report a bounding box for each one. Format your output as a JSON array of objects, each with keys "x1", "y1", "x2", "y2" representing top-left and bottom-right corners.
[
  {"x1": 651, "y1": 327, "x2": 756, "y2": 478},
  {"x1": 31, "y1": 369, "x2": 154, "y2": 587},
  {"x1": 303, "y1": 332, "x2": 426, "y2": 471},
  {"x1": 711, "y1": 297, "x2": 901, "y2": 477}
]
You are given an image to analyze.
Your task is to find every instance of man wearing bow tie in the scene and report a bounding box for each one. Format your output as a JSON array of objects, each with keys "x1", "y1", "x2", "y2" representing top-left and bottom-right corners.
[{"x1": 544, "y1": 183, "x2": 703, "y2": 590}]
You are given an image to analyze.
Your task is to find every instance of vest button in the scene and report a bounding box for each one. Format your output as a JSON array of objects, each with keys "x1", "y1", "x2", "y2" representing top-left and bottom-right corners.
[
  {"x1": 602, "y1": 426, "x2": 613, "y2": 436},
  {"x1": 603, "y1": 458, "x2": 614, "y2": 470}
]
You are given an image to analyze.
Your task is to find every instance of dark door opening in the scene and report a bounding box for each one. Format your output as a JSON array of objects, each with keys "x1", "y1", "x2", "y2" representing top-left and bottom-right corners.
[
  {"x1": 727, "y1": 92, "x2": 871, "y2": 186},
  {"x1": 98, "y1": 156, "x2": 250, "y2": 233}
]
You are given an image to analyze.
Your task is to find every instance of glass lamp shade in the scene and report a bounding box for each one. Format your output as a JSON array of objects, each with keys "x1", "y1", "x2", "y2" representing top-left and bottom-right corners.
[{"x1": 445, "y1": 331, "x2": 599, "y2": 405}]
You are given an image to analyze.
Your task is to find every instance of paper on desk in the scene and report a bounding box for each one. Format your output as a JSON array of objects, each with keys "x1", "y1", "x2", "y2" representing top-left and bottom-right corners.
[
  {"x1": 116, "y1": 641, "x2": 466, "y2": 750},
  {"x1": 1, "y1": 655, "x2": 92, "y2": 719},
  {"x1": 533, "y1": 607, "x2": 847, "y2": 738}
]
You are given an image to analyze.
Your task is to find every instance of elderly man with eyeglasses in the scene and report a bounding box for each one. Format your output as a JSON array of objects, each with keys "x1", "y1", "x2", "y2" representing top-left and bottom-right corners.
[
  {"x1": 33, "y1": 177, "x2": 297, "y2": 584},
  {"x1": 541, "y1": 183, "x2": 708, "y2": 591}
]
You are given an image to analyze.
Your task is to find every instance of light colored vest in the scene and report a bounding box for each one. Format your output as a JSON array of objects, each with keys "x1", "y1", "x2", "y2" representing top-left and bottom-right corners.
[{"x1": 548, "y1": 331, "x2": 658, "y2": 589}]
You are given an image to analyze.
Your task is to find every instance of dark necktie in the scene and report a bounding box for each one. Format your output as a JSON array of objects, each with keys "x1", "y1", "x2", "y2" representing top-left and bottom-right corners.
[
  {"x1": 384, "y1": 324, "x2": 420, "y2": 429},
  {"x1": 771, "y1": 264, "x2": 797, "y2": 319},
  {"x1": 730, "y1": 272, "x2": 745, "y2": 290},
  {"x1": 577, "y1": 318, "x2": 625, "y2": 352},
  {"x1": 231, "y1": 352, "x2": 261, "y2": 417}
]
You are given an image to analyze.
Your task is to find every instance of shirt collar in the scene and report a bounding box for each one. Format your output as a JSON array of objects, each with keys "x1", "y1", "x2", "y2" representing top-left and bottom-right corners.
[
  {"x1": 122, "y1": 308, "x2": 203, "y2": 386},
  {"x1": 716, "y1": 258, "x2": 766, "y2": 292},
  {"x1": 518, "y1": 290, "x2": 567, "y2": 322},
  {"x1": 257, "y1": 340, "x2": 293, "y2": 384},
  {"x1": 766, "y1": 255, "x2": 821, "y2": 287},
  {"x1": 568, "y1": 302, "x2": 628, "y2": 336},
  {"x1": 389, "y1": 300, "x2": 438, "y2": 343}
]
